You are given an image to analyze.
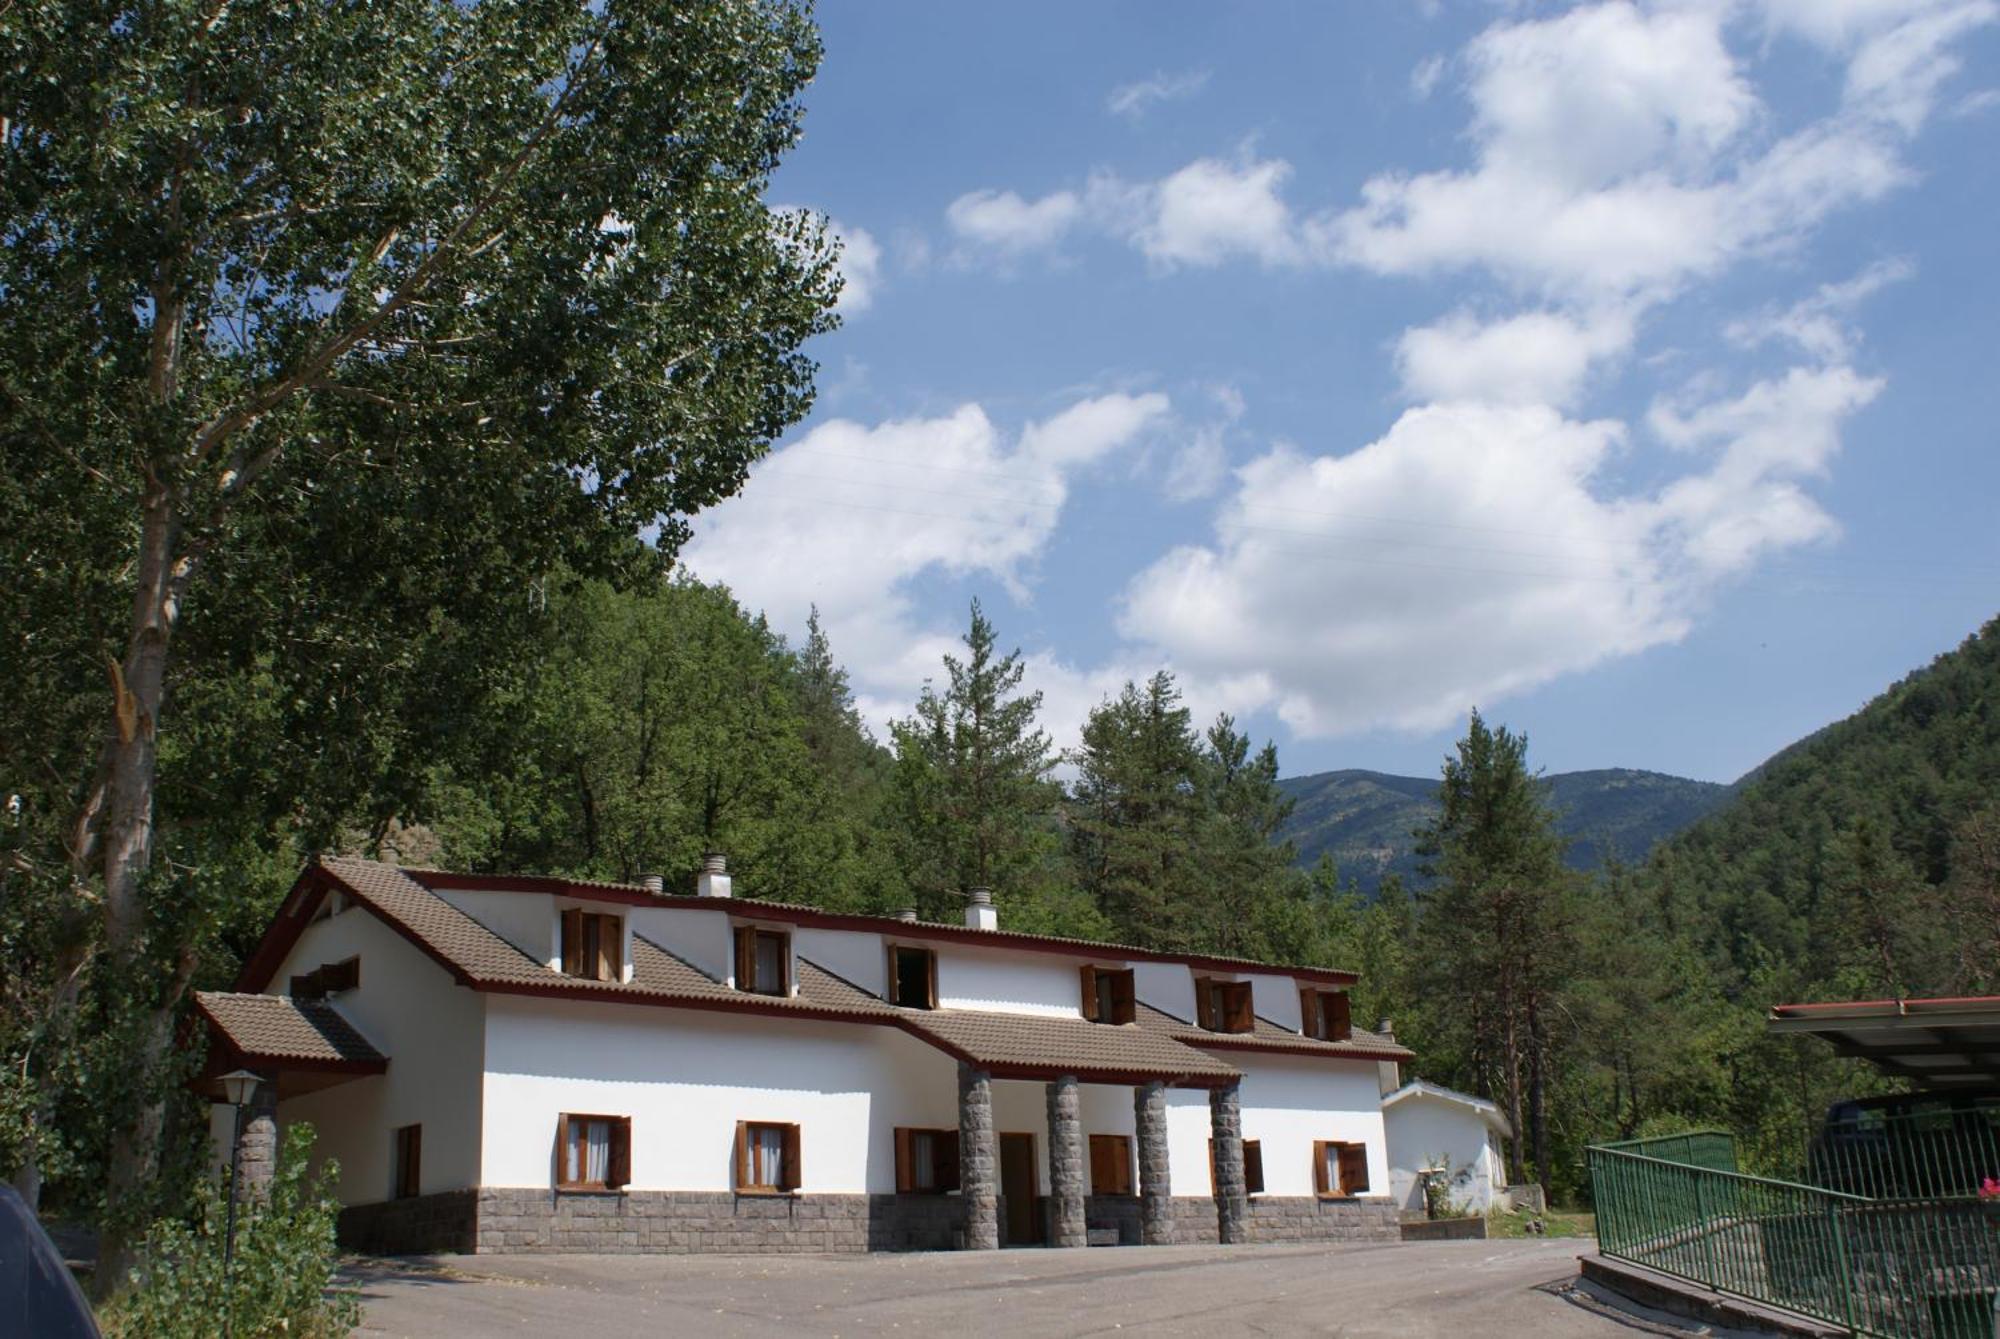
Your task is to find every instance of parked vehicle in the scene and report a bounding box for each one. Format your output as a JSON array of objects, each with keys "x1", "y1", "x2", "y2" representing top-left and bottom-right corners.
[
  {"x1": 0, "y1": 1185, "x2": 99, "y2": 1338},
  {"x1": 1807, "y1": 1091, "x2": 2000, "y2": 1199}
]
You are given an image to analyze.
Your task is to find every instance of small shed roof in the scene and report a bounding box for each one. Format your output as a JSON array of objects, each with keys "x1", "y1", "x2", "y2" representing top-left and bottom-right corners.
[
  {"x1": 1382, "y1": 1080, "x2": 1512, "y2": 1135},
  {"x1": 1768, "y1": 995, "x2": 2000, "y2": 1090}
]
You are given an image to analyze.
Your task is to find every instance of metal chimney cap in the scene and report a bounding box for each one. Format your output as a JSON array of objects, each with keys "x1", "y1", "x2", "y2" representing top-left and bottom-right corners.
[
  {"x1": 966, "y1": 886, "x2": 992, "y2": 906},
  {"x1": 640, "y1": 873, "x2": 665, "y2": 895},
  {"x1": 1377, "y1": 1018, "x2": 1396, "y2": 1037},
  {"x1": 702, "y1": 852, "x2": 727, "y2": 875},
  {"x1": 896, "y1": 907, "x2": 919, "y2": 923}
]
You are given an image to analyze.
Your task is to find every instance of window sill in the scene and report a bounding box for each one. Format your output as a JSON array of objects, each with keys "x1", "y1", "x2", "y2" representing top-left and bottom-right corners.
[
  {"x1": 555, "y1": 1184, "x2": 627, "y2": 1196},
  {"x1": 733, "y1": 1186, "x2": 799, "y2": 1198}
]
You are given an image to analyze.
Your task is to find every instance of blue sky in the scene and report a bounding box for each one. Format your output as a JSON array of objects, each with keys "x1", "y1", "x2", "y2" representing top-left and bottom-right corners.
[{"x1": 684, "y1": 0, "x2": 2000, "y2": 785}]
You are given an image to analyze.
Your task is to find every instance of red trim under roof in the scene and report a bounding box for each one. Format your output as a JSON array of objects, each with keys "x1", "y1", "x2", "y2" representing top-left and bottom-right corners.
[
  {"x1": 1771, "y1": 995, "x2": 2000, "y2": 1017},
  {"x1": 407, "y1": 867, "x2": 1360, "y2": 985}
]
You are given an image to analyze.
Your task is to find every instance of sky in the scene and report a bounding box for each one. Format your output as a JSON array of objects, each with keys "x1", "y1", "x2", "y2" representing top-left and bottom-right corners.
[{"x1": 682, "y1": 0, "x2": 2000, "y2": 786}]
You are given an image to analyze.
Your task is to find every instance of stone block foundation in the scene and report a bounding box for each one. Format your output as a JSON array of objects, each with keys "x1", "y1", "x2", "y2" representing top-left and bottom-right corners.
[{"x1": 338, "y1": 1188, "x2": 1397, "y2": 1255}]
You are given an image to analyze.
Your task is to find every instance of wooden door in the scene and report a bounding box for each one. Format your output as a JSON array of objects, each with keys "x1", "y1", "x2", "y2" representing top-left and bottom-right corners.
[{"x1": 999, "y1": 1132, "x2": 1041, "y2": 1246}]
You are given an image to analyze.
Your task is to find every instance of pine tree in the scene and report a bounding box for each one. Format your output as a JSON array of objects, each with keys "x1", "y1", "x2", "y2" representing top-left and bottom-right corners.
[{"x1": 886, "y1": 602, "x2": 1061, "y2": 919}]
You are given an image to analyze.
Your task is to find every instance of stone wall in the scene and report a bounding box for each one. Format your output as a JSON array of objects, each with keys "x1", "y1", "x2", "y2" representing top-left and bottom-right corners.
[
  {"x1": 474, "y1": 1189, "x2": 967, "y2": 1255},
  {"x1": 337, "y1": 1188, "x2": 1396, "y2": 1256},
  {"x1": 338, "y1": 1189, "x2": 479, "y2": 1255},
  {"x1": 1171, "y1": 1196, "x2": 1400, "y2": 1246}
]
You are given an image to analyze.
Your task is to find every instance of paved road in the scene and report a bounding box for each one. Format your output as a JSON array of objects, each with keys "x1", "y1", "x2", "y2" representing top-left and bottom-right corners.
[{"x1": 346, "y1": 1238, "x2": 1678, "y2": 1337}]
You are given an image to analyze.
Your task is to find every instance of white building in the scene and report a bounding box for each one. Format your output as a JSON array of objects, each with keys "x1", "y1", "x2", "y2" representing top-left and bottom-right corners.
[
  {"x1": 195, "y1": 855, "x2": 1411, "y2": 1254},
  {"x1": 1381, "y1": 1080, "x2": 1511, "y2": 1216}
]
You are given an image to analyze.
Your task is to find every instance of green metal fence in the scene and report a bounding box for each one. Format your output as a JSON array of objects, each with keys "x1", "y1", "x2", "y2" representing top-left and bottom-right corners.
[{"x1": 1589, "y1": 1129, "x2": 2000, "y2": 1339}]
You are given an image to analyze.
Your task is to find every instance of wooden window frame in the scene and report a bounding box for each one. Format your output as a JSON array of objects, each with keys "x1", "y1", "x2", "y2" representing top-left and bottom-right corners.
[
  {"x1": 733, "y1": 925, "x2": 791, "y2": 997},
  {"x1": 1207, "y1": 1137, "x2": 1264, "y2": 1196},
  {"x1": 1298, "y1": 987, "x2": 1352, "y2": 1042},
  {"x1": 1312, "y1": 1140, "x2": 1371, "y2": 1199},
  {"x1": 555, "y1": 1112, "x2": 632, "y2": 1192},
  {"x1": 391, "y1": 1123, "x2": 421, "y2": 1200},
  {"x1": 290, "y1": 955, "x2": 360, "y2": 1001},
  {"x1": 1087, "y1": 1134, "x2": 1134, "y2": 1197},
  {"x1": 892, "y1": 1126, "x2": 961, "y2": 1193},
  {"x1": 559, "y1": 909, "x2": 622, "y2": 983},
  {"x1": 1194, "y1": 977, "x2": 1254, "y2": 1034},
  {"x1": 1079, "y1": 966, "x2": 1136, "y2": 1025},
  {"x1": 734, "y1": 1120, "x2": 802, "y2": 1194},
  {"x1": 887, "y1": 944, "x2": 938, "y2": 1010}
]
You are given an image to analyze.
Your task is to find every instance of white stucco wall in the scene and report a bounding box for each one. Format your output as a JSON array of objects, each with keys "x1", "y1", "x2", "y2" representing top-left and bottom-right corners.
[
  {"x1": 266, "y1": 905, "x2": 486, "y2": 1204},
  {"x1": 432, "y1": 888, "x2": 557, "y2": 967},
  {"x1": 1133, "y1": 962, "x2": 1195, "y2": 1021},
  {"x1": 793, "y1": 927, "x2": 889, "y2": 996},
  {"x1": 626, "y1": 903, "x2": 732, "y2": 982},
  {"x1": 1242, "y1": 973, "x2": 1303, "y2": 1031},
  {"x1": 1237, "y1": 1055, "x2": 1389, "y2": 1198},
  {"x1": 480, "y1": 997, "x2": 962, "y2": 1192},
  {"x1": 1384, "y1": 1094, "x2": 1502, "y2": 1213},
  {"x1": 937, "y1": 944, "x2": 1081, "y2": 1017}
]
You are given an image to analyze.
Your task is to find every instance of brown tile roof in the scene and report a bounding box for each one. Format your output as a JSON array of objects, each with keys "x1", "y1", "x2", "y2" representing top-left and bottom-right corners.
[
  {"x1": 900, "y1": 1008, "x2": 1239, "y2": 1085},
  {"x1": 1135, "y1": 1004, "x2": 1415, "y2": 1062},
  {"x1": 402, "y1": 864, "x2": 1357, "y2": 985},
  {"x1": 193, "y1": 991, "x2": 387, "y2": 1068}
]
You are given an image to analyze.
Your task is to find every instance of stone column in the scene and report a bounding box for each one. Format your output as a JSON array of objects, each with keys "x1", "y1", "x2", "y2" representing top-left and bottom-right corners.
[
  {"x1": 958, "y1": 1063, "x2": 999, "y2": 1250},
  {"x1": 1046, "y1": 1074, "x2": 1087, "y2": 1248},
  {"x1": 235, "y1": 1076, "x2": 280, "y2": 1202},
  {"x1": 1208, "y1": 1081, "x2": 1248, "y2": 1245},
  {"x1": 1134, "y1": 1080, "x2": 1173, "y2": 1245}
]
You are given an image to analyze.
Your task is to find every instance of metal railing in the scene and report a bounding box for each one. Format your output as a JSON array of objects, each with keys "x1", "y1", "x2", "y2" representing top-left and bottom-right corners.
[{"x1": 1589, "y1": 1130, "x2": 2000, "y2": 1339}]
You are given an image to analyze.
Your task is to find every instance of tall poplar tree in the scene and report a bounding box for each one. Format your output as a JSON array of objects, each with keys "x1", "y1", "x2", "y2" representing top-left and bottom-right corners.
[{"x1": 1, "y1": 0, "x2": 839, "y2": 1280}]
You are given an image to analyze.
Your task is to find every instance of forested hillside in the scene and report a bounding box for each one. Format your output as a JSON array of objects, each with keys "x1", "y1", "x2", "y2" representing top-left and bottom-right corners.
[{"x1": 1275, "y1": 766, "x2": 1729, "y2": 891}]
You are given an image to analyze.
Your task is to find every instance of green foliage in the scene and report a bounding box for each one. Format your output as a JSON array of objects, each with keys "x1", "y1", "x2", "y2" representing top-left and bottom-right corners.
[{"x1": 101, "y1": 1124, "x2": 359, "y2": 1339}]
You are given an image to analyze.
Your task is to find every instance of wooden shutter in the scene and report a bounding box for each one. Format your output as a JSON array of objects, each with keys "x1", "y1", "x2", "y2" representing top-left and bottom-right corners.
[
  {"x1": 733, "y1": 1120, "x2": 750, "y2": 1191},
  {"x1": 1326, "y1": 992, "x2": 1352, "y2": 1043},
  {"x1": 780, "y1": 1124, "x2": 802, "y2": 1191},
  {"x1": 1225, "y1": 981, "x2": 1254, "y2": 1033},
  {"x1": 734, "y1": 927, "x2": 755, "y2": 990},
  {"x1": 1299, "y1": 985, "x2": 1319, "y2": 1038},
  {"x1": 1312, "y1": 1140, "x2": 1331, "y2": 1197},
  {"x1": 938, "y1": 1131, "x2": 960, "y2": 1192},
  {"x1": 607, "y1": 1117, "x2": 632, "y2": 1188},
  {"x1": 1194, "y1": 978, "x2": 1215, "y2": 1029},
  {"x1": 1243, "y1": 1140, "x2": 1264, "y2": 1195},
  {"x1": 1207, "y1": 1138, "x2": 1218, "y2": 1193},
  {"x1": 1080, "y1": 966, "x2": 1099, "y2": 1021},
  {"x1": 556, "y1": 1114, "x2": 574, "y2": 1186},
  {"x1": 894, "y1": 1128, "x2": 914, "y2": 1192},
  {"x1": 561, "y1": 909, "x2": 585, "y2": 976},
  {"x1": 1116, "y1": 1137, "x2": 1132, "y2": 1194},
  {"x1": 925, "y1": 950, "x2": 938, "y2": 1009},
  {"x1": 1338, "y1": 1144, "x2": 1369, "y2": 1195},
  {"x1": 1110, "y1": 971, "x2": 1135, "y2": 1025}
]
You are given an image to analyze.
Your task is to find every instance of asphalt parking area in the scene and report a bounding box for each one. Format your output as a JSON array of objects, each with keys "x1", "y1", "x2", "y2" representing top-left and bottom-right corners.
[{"x1": 346, "y1": 1237, "x2": 1665, "y2": 1337}]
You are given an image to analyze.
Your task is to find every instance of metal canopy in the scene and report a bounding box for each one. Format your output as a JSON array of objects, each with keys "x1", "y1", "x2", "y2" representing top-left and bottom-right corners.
[{"x1": 1767, "y1": 995, "x2": 2000, "y2": 1090}]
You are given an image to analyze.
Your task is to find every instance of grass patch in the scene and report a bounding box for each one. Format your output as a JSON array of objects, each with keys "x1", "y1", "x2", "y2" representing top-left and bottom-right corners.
[{"x1": 1487, "y1": 1207, "x2": 1596, "y2": 1240}]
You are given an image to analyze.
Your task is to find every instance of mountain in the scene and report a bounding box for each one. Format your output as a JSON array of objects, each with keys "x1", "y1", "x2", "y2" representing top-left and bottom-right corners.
[{"x1": 1275, "y1": 766, "x2": 1732, "y2": 892}]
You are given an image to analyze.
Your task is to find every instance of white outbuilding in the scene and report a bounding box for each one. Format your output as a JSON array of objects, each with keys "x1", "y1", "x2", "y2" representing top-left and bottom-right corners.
[{"x1": 1381, "y1": 1080, "x2": 1511, "y2": 1215}]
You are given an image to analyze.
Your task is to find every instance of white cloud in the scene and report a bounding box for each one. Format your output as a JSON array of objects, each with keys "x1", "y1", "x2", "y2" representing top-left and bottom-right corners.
[
  {"x1": 1759, "y1": 0, "x2": 1998, "y2": 130},
  {"x1": 829, "y1": 219, "x2": 882, "y2": 314},
  {"x1": 1129, "y1": 154, "x2": 1302, "y2": 269},
  {"x1": 1725, "y1": 257, "x2": 1913, "y2": 361},
  {"x1": 1115, "y1": 364, "x2": 1881, "y2": 737},
  {"x1": 1395, "y1": 308, "x2": 1634, "y2": 407},
  {"x1": 1107, "y1": 69, "x2": 1210, "y2": 120},
  {"x1": 945, "y1": 188, "x2": 1084, "y2": 255},
  {"x1": 683, "y1": 394, "x2": 1170, "y2": 737},
  {"x1": 1411, "y1": 54, "x2": 1448, "y2": 99}
]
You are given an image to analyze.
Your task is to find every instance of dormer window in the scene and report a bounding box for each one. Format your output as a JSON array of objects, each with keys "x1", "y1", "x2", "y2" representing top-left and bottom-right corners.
[
  {"x1": 888, "y1": 945, "x2": 937, "y2": 1010},
  {"x1": 1079, "y1": 966, "x2": 1135, "y2": 1024},
  {"x1": 560, "y1": 909, "x2": 622, "y2": 982},
  {"x1": 1299, "y1": 987, "x2": 1352, "y2": 1042},
  {"x1": 1194, "y1": 977, "x2": 1254, "y2": 1034},
  {"x1": 734, "y1": 926, "x2": 789, "y2": 996}
]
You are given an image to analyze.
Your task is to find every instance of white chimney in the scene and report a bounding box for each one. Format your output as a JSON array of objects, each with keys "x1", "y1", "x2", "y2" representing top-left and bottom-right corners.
[
  {"x1": 1376, "y1": 1018, "x2": 1402, "y2": 1096},
  {"x1": 696, "y1": 852, "x2": 732, "y2": 899},
  {"x1": 896, "y1": 907, "x2": 919, "y2": 923},
  {"x1": 964, "y1": 886, "x2": 997, "y2": 932},
  {"x1": 640, "y1": 873, "x2": 665, "y2": 896}
]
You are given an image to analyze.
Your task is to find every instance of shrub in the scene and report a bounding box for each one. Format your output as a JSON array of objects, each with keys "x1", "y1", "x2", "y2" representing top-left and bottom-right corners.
[{"x1": 101, "y1": 1122, "x2": 359, "y2": 1339}]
